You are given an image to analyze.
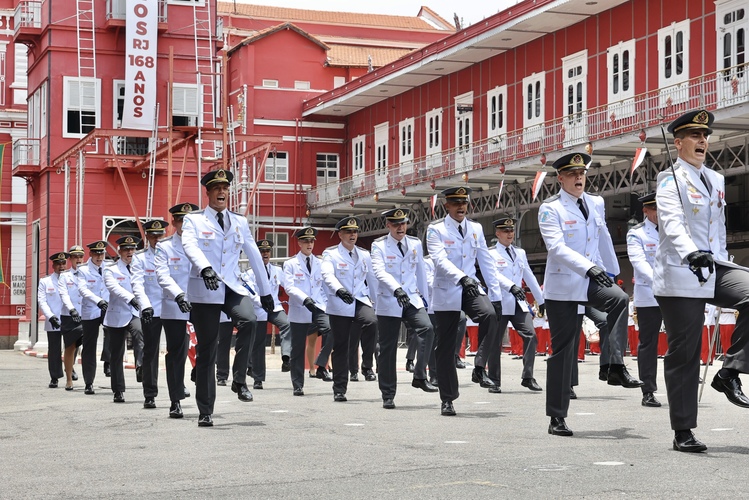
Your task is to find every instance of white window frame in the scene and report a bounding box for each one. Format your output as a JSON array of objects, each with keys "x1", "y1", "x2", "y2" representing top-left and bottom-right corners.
[
  {"x1": 0, "y1": 43, "x2": 6, "y2": 107},
  {"x1": 168, "y1": 0, "x2": 205, "y2": 5},
  {"x1": 265, "y1": 151, "x2": 289, "y2": 183},
  {"x1": 607, "y1": 40, "x2": 636, "y2": 118},
  {"x1": 333, "y1": 76, "x2": 346, "y2": 88},
  {"x1": 62, "y1": 76, "x2": 101, "y2": 138},
  {"x1": 425, "y1": 108, "x2": 442, "y2": 156},
  {"x1": 316, "y1": 152, "x2": 339, "y2": 184},
  {"x1": 113, "y1": 80, "x2": 150, "y2": 155},
  {"x1": 658, "y1": 20, "x2": 690, "y2": 90},
  {"x1": 399, "y1": 117, "x2": 414, "y2": 163},
  {"x1": 12, "y1": 44, "x2": 27, "y2": 106},
  {"x1": 262, "y1": 79, "x2": 279, "y2": 88},
  {"x1": 172, "y1": 83, "x2": 201, "y2": 127},
  {"x1": 716, "y1": 0, "x2": 748, "y2": 104},
  {"x1": 487, "y1": 85, "x2": 507, "y2": 138},
  {"x1": 352, "y1": 135, "x2": 365, "y2": 177},
  {"x1": 522, "y1": 72, "x2": 545, "y2": 128},
  {"x1": 266, "y1": 232, "x2": 288, "y2": 259},
  {"x1": 294, "y1": 80, "x2": 310, "y2": 90},
  {"x1": 374, "y1": 122, "x2": 388, "y2": 191},
  {"x1": 28, "y1": 82, "x2": 47, "y2": 140}
]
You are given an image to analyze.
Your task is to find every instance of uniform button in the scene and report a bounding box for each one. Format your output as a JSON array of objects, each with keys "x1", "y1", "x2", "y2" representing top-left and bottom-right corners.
[
  {"x1": 587, "y1": 238, "x2": 591, "y2": 242},
  {"x1": 222, "y1": 263, "x2": 225, "y2": 267},
  {"x1": 710, "y1": 238, "x2": 713, "y2": 242},
  {"x1": 223, "y1": 250, "x2": 226, "y2": 254},
  {"x1": 710, "y1": 202, "x2": 714, "y2": 206},
  {"x1": 586, "y1": 253, "x2": 590, "y2": 257}
]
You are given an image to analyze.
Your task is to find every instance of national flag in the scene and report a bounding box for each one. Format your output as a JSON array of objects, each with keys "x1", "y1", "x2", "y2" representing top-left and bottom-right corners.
[
  {"x1": 430, "y1": 194, "x2": 437, "y2": 218},
  {"x1": 532, "y1": 171, "x2": 547, "y2": 200},
  {"x1": 495, "y1": 180, "x2": 504, "y2": 208},
  {"x1": 630, "y1": 147, "x2": 647, "y2": 177}
]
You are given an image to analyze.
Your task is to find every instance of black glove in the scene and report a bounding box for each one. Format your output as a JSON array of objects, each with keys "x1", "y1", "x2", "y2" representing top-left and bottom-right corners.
[
  {"x1": 175, "y1": 293, "x2": 192, "y2": 313},
  {"x1": 97, "y1": 300, "x2": 108, "y2": 313},
  {"x1": 458, "y1": 276, "x2": 480, "y2": 297},
  {"x1": 586, "y1": 266, "x2": 613, "y2": 288},
  {"x1": 686, "y1": 251, "x2": 715, "y2": 274},
  {"x1": 129, "y1": 297, "x2": 141, "y2": 311},
  {"x1": 201, "y1": 267, "x2": 220, "y2": 291},
  {"x1": 303, "y1": 297, "x2": 318, "y2": 312},
  {"x1": 336, "y1": 288, "x2": 354, "y2": 304},
  {"x1": 141, "y1": 307, "x2": 154, "y2": 323},
  {"x1": 538, "y1": 303, "x2": 545, "y2": 317},
  {"x1": 491, "y1": 301, "x2": 502, "y2": 315},
  {"x1": 49, "y1": 315, "x2": 61, "y2": 330},
  {"x1": 260, "y1": 294, "x2": 275, "y2": 314},
  {"x1": 69, "y1": 308, "x2": 81, "y2": 323},
  {"x1": 510, "y1": 285, "x2": 526, "y2": 303},
  {"x1": 394, "y1": 288, "x2": 411, "y2": 308}
]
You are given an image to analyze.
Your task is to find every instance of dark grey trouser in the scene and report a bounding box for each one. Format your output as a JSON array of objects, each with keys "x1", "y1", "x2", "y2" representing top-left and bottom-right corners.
[{"x1": 636, "y1": 306, "x2": 663, "y2": 394}]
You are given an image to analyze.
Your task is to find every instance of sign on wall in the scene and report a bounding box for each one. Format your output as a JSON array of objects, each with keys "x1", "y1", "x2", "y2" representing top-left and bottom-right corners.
[{"x1": 122, "y1": 0, "x2": 158, "y2": 130}]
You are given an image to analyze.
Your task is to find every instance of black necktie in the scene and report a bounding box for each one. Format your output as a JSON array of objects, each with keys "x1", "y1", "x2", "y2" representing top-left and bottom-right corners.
[
  {"x1": 306, "y1": 256, "x2": 312, "y2": 273},
  {"x1": 349, "y1": 251, "x2": 353, "y2": 258},
  {"x1": 98, "y1": 267, "x2": 102, "y2": 276},
  {"x1": 266, "y1": 265, "x2": 271, "y2": 280},
  {"x1": 458, "y1": 224, "x2": 464, "y2": 237},
  {"x1": 126, "y1": 264, "x2": 131, "y2": 274},
  {"x1": 217, "y1": 211, "x2": 224, "y2": 230},
  {"x1": 397, "y1": 241, "x2": 405, "y2": 257},
  {"x1": 506, "y1": 246, "x2": 514, "y2": 262},
  {"x1": 699, "y1": 173, "x2": 710, "y2": 191},
  {"x1": 577, "y1": 198, "x2": 588, "y2": 220}
]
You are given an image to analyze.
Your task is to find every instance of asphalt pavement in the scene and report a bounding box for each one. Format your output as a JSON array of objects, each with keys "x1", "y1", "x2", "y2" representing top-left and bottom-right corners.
[{"x1": 1, "y1": 348, "x2": 747, "y2": 499}]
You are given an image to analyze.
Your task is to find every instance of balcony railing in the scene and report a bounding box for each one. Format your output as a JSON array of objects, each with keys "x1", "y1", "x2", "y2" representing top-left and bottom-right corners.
[
  {"x1": 13, "y1": 138, "x2": 41, "y2": 169},
  {"x1": 106, "y1": 0, "x2": 167, "y2": 22},
  {"x1": 308, "y1": 65, "x2": 749, "y2": 209},
  {"x1": 13, "y1": 1, "x2": 42, "y2": 32}
]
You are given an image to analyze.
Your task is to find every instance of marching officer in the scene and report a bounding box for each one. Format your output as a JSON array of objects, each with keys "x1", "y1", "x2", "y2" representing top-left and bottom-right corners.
[
  {"x1": 76, "y1": 240, "x2": 110, "y2": 394},
  {"x1": 653, "y1": 109, "x2": 749, "y2": 452},
  {"x1": 242, "y1": 239, "x2": 292, "y2": 390},
  {"x1": 154, "y1": 203, "x2": 199, "y2": 418},
  {"x1": 38, "y1": 252, "x2": 66, "y2": 388},
  {"x1": 181, "y1": 168, "x2": 273, "y2": 427},
  {"x1": 426, "y1": 187, "x2": 508, "y2": 416},
  {"x1": 487, "y1": 216, "x2": 545, "y2": 392},
  {"x1": 321, "y1": 216, "x2": 378, "y2": 402},
  {"x1": 57, "y1": 245, "x2": 86, "y2": 389},
  {"x1": 283, "y1": 227, "x2": 334, "y2": 395},
  {"x1": 626, "y1": 192, "x2": 664, "y2": 408},
  {"x1": 103, "y1": 236, "x2": 144, "y2": 403},
  {"x1": 371, "y1": 208, "x2": 437, "y2": 409},
  {"x1": 538, "y1": 152, "x2": 640, "y2": 437},
  {"x1": 132, "y1": 219, "x2": 169, "y2": 409}
]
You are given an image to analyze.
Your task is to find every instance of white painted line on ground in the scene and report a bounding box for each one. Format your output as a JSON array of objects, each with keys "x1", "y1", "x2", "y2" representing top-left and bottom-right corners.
[
  {"x1": 270, "y1": 410, "x2": 288, "y2": 413},
  {"x1": 444, "y1": 440, "x2": 467, "y2": 444},
  {"x1": 710, "y1": 428, "x2": 734, "y2": 431},
  {"x1": 575, "y1": 412, "x2": 595, "y2": 415},
  {"x1": 594, "y1": 461, "x2": 625, "y2": 466},
  {"x1": 474, "y1": 401, "x2": 491, "y2": 405},
  {"x1": 345, "y1": 423, "x2": 364, "y2": 426}
]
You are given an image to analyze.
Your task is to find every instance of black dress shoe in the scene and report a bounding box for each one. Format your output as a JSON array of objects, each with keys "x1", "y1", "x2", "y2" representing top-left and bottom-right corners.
[
  {"x1": 113, "y1": 392, "x2": 125, "y2": 403},
  {"x1": 441, "y1": 400, "x2": 456, "y2": 416},
  {"x1": 103, "y1": 362, "x2": 111, "y2": 377},
  {"x1": 308, "y1": 371, "x2": 316, "y2": 379},
  {"x1": 253, "y1": 381, "x2": 263, "y2": 390},
  {"x1": 570, "y1": 387, "x2": 577, "y2": 399},
  {"x1": 184, "y1": 387, "x2": 190, "y2": 397},
  {"x1": 383, "y1": 398, "x2": 396, "y2": 409},
  {"x1": 363, "y1": 369, "x2": 377, "y2": 381},
  {"x1": 642, "y1": 392, "x2": 662, "y2": 407},
  {"x1": 548, "y1": 417, "x2": 573, "y2": 436},
  {"x1": 293, "y1": 387, "x2": 304, "y2": 396},
  {"x1": 71, "y1": 370, "x2": 78, "y2": 381},
  {"x1": 281, "y1": 355, "x2": 290, "y2": 372},
  {"x1": 135, "y1": 366, "x2": 143, "y2": 383},
  {"x1": 412, "y1": 378, "x2": 438, "y2": 392},
  {"x1": 522, "y1": 378, "x2": 543, "y2": 391},
  {"x1": 455, "y1": 358, "x2": 466, "y2": 369},
  {"x1": 673, "y1": 430, "x2": 707, "y2": 453},
  {"x1": 217, "y1": 379, "x2": 227, "y2": 386},
  {"x1": 711, "y1": 373, "x2": 749, "y2": 408},
  {"x1": 198, "y1": 414, "x2": 213, "y2": 427},
  {"x1": 472, "y1": 367, "x2": 498, "y2": 389},
  {"x1": 607, "y1": 365, "x2": 643, "y2": 388},
  {"x1": 49, "y1": 378, "x2": 58, "y2": 389},
  {"x1": 349, "y1": 372, "x2": 359, "y2": 382},
  {"x1": 231, "y1": 382, "x2": 254, "y2": 402},
  {"x1": 487, "y1": 385, "x2": 502, "y2": 394},
  {"x1": 84, "y1": 384, "x2": 95, "y2": 395},
  {"x1": 598, "y1": 364, "x2": 609, "y2": 382},
  {"x1": 429, "y1": 377, "x2": 439, "y2": 387},
  {"x1": 65, "y1": 385, "x2": 74, "y2": 391},
  {"x1": 143, "y1": 398, "x2": 156, "y2": 409},
  {"x1": 405, "y1": 359, "x2": 415, "y2": 373},
  {"x1": 169, "y1": 401, "x2": 183, "y2": 419},
  {"x1": 334, "y1": 392, "x2": 347, "y2": 402},
  {"x1": 316, "y1": 367, "x2": 333, "y2": 381}
]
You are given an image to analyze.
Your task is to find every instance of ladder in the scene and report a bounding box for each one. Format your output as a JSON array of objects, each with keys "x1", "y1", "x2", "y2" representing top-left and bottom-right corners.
[
  {"x1": 145, "y1": 104, "x2": 160, "y2": 219},
  {"x1": 193, "y1": 1, "x2": 215, "y2": 158},
  {"x1": 227, "y1": 106, "x2": 239, "y2": 211},
  {"x1": 76, "y1": 0, "x2": 97, "y2": 135}
]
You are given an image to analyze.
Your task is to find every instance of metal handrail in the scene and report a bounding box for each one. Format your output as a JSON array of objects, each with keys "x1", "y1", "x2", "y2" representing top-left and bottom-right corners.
[
  {"x1": 106, "y1": 0, "x2": 167, "y2": 22},
  {"x1": 308, "y1": 64, "x2": 749, "y2": 209},
  {"x1": 13, "y1": 1, "x2": 42, "y2": 32},
  {"x1": 12, "y1": 138, "x2": 41, "y2": 169}
]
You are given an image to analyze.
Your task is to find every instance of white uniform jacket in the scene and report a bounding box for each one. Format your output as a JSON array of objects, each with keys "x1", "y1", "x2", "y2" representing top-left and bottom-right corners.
[
  {"x1": 426, "y1": 215, "x2": 512, "y2": 312},
  {"x1": 132, "y1": 247, "x2": 164, "y2": 317},
  {"x1": 181, "y1": 206, "x2": 270, "y2": 304},
  {"x1": 154, "y1": 234, "x2": 190, "y2": 321},
  {"x1": 489, "y1": 244, "x2": 544, "y2": 314},
  {"x1": 626, "y1": 219, "x2": 659, "y2": 308},
  {"x1": 103, "y1": 260, "x2": 139, "y2": 328},
  {"x1": 321, "y1": 243, "x2": 376, "y2": 317},
  {"x1": 371, "y1": 234, "x2": 430, "y2": 318},
  {"x1": 76, "y1": 260, "x2": 109, "y2": 321},
  {"x1": 538, "y1": 189, "x2": 620, "y2": 302},
  {"x1": 38, "y1": 274, "x2": 62, "y2": 331},
  {"x1": 57, "y1": 267, "x2": 83, "y2": 316},
  {"x1": 283, "y1": 252, "x2": 327, "y2": 324},
  {"x1": 653, "y1": 158, "x2": 727, "y2": 298},
  {"x1": 241, "y1": 263, "x2": 284, "y2": 322}
]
